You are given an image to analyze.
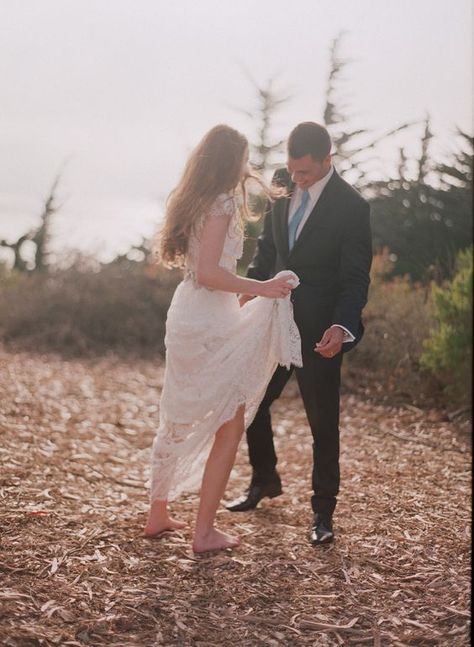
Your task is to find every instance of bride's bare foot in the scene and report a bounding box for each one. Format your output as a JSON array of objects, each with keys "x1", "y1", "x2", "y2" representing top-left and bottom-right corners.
[
  {"x1": 192, "y1": 528, "x2": 240, "y2": 553},
  {"x1": 143, "y1": 516, "x2": 186, "y2": 537}
]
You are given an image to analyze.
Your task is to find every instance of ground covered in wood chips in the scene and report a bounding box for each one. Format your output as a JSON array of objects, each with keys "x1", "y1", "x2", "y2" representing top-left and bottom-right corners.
[{"x1": 0, "y1": 350, "x2": 471, "y2": 647}]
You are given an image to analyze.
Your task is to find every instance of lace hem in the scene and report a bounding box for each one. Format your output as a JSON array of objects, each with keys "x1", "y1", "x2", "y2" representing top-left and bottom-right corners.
[{"x1": 150, "y1": 392, "x2": 248, "y2": 502}]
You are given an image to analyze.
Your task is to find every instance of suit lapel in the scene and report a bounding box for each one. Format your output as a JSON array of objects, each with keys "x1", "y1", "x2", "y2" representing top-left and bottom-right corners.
[
  {"x1": 275, "y1": 183, "x2": 294, "y2": 259},
  {"x1": 288, "y1": 171, "x2": 340, "y2": 257},
  {"x1": 273, "y1": 179, "x2": 294, "y2": 259}
]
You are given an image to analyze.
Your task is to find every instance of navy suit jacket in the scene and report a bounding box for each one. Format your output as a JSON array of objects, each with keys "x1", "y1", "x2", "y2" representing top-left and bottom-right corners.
[{"x1": 247, "y1": 168, "x2": 373, "y2": 353}]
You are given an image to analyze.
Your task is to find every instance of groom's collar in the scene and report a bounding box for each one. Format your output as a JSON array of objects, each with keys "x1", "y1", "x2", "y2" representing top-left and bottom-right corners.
[
  {"x1": 304, "y1": 165, "x2": 334, "y2": 201},
  {"x1": 283, "y1": 164, "x2": 337, "y2": 193}
]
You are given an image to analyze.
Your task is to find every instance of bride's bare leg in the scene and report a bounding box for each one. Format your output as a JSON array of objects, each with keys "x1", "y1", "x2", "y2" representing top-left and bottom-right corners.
[
  {"x1": 193, "y1": 405, "x2": 245, "y2": 553},
  {"x1": 144, "y1": 499, "x2": 186, "y2": 537}
]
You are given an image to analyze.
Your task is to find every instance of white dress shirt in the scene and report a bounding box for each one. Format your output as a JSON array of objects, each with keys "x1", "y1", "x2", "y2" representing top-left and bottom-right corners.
[
  {"x1": 288, "y1": 165, "x2": 335, "y2": 238},
  {"x1": 288, "y1": 166, "x2": 355, "y2": 343}
]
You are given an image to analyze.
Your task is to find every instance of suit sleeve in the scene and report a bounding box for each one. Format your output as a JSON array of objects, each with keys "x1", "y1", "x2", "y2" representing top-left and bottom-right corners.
[
  {"x1": 332, "y1": 200, "x2": 372, "y2": 335},
  {"x1": 246, "y1": 175, "x2": 281, "y2": 281}
]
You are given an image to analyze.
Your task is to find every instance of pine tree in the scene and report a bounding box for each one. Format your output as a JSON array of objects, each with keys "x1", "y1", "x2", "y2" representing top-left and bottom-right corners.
[
  {"x1": 323, "y1": 33, "x2": 412, "y2": 188},
  {"x1": 0, "y1": 171, "x2": 62, "y2": 273},
  {"x1": 421, "y1": 247, "x2": 472, "y2": 401},
  {"x1": 370, "y1": 125, "x2": 473, "y2": 281},
  {"x1": 236, "y1": 71, "x2": 290, "y2": 174},
  {"x1": 235, "y1": 74, "x2": 291, "y2": 271}
]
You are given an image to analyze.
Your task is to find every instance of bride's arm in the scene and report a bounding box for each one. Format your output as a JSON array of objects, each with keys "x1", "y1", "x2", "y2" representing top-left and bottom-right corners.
[{"x1": 196, "y1": 214, "x2": 293, "y2": 298}]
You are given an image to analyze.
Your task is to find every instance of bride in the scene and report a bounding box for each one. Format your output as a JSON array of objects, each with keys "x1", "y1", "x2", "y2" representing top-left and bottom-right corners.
[{"x1": 144, "y1": 124, "x2": 302, "y2": 552}]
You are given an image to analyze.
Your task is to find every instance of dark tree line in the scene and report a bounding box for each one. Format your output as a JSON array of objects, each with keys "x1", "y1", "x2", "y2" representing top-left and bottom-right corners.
[{"x1": 369, "y1": 125, "x2": 472, "y2": 281}]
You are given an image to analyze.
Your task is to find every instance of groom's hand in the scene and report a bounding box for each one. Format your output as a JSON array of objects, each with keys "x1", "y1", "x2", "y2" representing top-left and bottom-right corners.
[{"x1": 314, "y1": 326, "x2": 344, "y2": 358}]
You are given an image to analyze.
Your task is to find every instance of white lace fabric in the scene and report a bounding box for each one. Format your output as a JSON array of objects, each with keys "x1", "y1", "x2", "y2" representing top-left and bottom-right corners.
[{"x1": 150, "y1": 193, "x2": 302, "y2": 501}]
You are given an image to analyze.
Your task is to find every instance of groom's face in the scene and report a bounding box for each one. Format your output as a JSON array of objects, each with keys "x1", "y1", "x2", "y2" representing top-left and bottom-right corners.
[{"x1": 287, "y1": 154, "x2": 331, "y2": 189}]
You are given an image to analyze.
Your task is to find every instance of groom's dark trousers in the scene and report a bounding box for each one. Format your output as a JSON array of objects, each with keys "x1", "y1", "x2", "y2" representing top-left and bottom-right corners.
[{"x1": 246, "y1": 168, "x2": 372, "y2": 516}]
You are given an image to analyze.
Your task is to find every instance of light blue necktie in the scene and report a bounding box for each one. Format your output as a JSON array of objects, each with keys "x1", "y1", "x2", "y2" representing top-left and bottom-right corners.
[{"x1": 288, "y1": 189, "x2": 310, "y2": 251}]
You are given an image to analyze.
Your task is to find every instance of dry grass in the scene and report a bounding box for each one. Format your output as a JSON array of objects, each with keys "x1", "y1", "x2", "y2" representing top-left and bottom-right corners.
[
  {"x1": 0, "y1": 263, "x2": 180, "y2": 358},
  {"x1": 0, "y1": 350, "x2": 471, "y2": 646},
  {"x1": 343, "y1": 272, "x2": 439, "y2": 406}
]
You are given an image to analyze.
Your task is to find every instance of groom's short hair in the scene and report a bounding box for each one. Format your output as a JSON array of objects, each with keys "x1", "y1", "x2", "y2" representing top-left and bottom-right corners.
[{"x1": 288, "y1": 122, "x2": 331, "y2": 161}]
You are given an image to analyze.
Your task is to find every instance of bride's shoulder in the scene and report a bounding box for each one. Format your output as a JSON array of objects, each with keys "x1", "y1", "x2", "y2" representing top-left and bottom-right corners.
[{"x1": 209, "y1": 192, "x2": 236, "y2": 219}]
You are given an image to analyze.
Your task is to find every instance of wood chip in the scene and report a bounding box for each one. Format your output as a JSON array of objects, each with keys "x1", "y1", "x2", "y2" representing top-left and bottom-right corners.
[{"x1": 0, "y1": 350, "x2": 470, "y2": 646}]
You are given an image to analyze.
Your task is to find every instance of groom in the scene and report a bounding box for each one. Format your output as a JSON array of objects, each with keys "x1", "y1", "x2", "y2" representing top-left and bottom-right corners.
[{"x1": 227, "y1": 122, "x2": 372, "y2": 545}]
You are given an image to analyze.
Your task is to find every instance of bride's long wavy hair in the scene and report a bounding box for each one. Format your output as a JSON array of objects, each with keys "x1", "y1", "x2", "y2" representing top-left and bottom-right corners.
[{"x1": 156, "y1": 124, "x2": 284, "y2": 268}]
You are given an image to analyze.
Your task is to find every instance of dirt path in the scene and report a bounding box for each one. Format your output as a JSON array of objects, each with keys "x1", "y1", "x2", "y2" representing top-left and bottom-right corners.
[{"x1": 0, "y1": 351, "x2": 471, "y2": 646}]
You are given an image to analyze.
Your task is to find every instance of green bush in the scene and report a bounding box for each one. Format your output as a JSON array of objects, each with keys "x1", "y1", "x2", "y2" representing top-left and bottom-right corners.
[{"x1": 420, "y1": 247, "x2": 473, "y2": 402}]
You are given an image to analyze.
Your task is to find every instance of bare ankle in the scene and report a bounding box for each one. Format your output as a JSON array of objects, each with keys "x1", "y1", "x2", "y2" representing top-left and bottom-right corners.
[{"x1": 194, "y1": 525, "x2": 212, "y2": 540}]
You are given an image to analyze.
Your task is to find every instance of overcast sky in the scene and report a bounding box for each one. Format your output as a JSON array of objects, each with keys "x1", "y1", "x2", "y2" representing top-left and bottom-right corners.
[{"x1": 0, "y1": 0, "x2": 472, "y2": 262}]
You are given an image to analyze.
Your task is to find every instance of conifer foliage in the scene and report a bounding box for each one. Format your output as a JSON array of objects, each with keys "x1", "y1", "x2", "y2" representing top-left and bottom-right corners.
[{"x1": 421, "y1": 247, "x2": 473, "y2": 400}]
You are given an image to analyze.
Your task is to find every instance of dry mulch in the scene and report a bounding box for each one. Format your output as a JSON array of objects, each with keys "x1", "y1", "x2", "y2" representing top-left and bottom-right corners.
[{"x1": 0, "y1": 350, "x2": 471, "y2": 647}]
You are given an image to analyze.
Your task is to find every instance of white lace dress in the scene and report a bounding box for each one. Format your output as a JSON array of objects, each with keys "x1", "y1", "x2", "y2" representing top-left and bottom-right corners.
[{"x1": 149, "y1": 193, "x2": 302, "y2": 502}]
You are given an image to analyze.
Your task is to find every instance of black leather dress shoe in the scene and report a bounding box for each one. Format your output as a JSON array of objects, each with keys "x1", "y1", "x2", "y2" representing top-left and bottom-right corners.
[
  {"x1": 309, "y1": 513, "x2": 334, "y2": 545},
  {"x1": 226, "y1": 482, "x2": 283, "y2": 512}
]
